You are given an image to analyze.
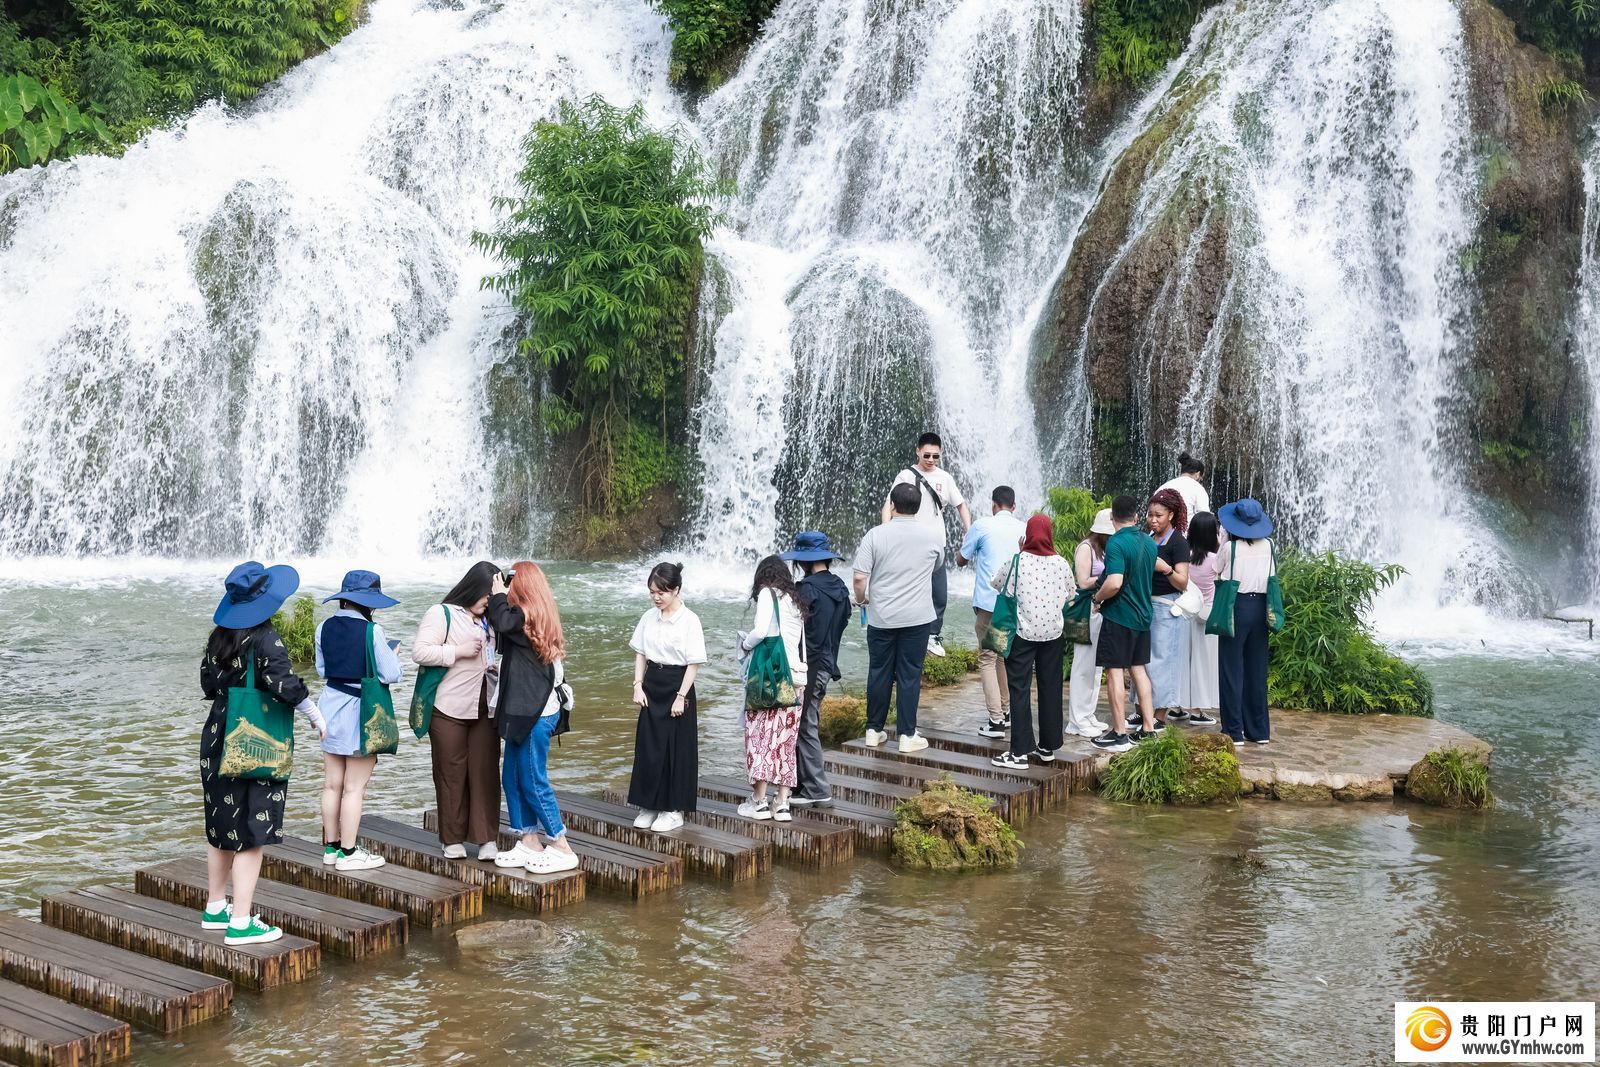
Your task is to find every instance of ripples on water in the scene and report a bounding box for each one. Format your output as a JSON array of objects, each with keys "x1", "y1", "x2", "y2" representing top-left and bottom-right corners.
[{"x1": 1, "y1": 566, "x2": 1597, "y2": 1064}]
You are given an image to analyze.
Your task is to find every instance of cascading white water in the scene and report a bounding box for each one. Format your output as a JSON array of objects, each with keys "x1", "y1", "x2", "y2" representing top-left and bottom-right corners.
[
  {"x1": 1577, "y1": 133, "x2": 1600, "y2": 606},
  {"x1": 0, "y1": 0, "x2": 676, "y2": 560},
  {"x1": 688, "y1": 0, "x2": 1086, "y2": 559}
]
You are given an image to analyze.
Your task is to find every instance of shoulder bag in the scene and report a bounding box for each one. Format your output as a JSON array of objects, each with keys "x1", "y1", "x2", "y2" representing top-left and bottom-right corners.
[
  {"x1": 220, "y1": 638, "x2": 296, "y2": 781},
  {"x1": 745, "y1": 590, "x2": 799, "y2": 710},
  {"x1": 981, "y1": 554, "x2": 1020, "y2": 656},
  {"x1": 1205, "y1": 541, "x2": 1240, "y2": 639},
  {"x1": 408, "y1": 604, "x2": 450, "y2": 739},
  {"x1": 359, "y1": 622, "x2": 400, "y2": 756},
  {"x1": 1266, "y1": 539, "x2": 1287, "y2": 632}
]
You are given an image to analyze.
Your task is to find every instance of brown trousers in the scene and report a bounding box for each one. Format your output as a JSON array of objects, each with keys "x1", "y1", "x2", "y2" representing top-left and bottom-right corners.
[{"x1": 429, "y1": 711, "x2": 502, "y2": 846}]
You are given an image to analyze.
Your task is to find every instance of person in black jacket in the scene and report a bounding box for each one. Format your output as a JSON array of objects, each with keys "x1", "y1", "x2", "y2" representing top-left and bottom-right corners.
[
  {"x1": 485, "y1": 562, "x2": 578, "y2": 874},
  {"x1": 783, "y1": 531, "x2": 849, "y2": 805}
]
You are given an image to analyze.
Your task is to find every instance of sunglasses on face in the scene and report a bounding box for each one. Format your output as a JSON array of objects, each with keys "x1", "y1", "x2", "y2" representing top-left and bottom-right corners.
[{"x1": 920, "y1": 452, "x2": 940, "y2": 460}]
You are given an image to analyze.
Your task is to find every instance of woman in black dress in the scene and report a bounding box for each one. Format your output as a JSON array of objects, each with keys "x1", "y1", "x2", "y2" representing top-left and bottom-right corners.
[
  {"x1": 200, "y1": 561, "x2": 325, "y2": 946},
  {"x1": 626, "y1": 562, "x2": 707, "y2": 833}
]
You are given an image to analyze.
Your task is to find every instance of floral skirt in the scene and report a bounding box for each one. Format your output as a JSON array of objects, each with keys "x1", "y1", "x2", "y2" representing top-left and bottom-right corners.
[
  {"x1": 745, "y1": 704, "x2": 803, "y2": 787},
  {"x1": 200, "y1": 704, "x2": 288, "y2": 851}
]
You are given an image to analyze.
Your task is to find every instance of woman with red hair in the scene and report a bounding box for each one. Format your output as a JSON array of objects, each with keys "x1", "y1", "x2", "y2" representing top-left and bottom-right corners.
[{"x1": 485, "y1": 562, "x2": 578, "y2": 873}]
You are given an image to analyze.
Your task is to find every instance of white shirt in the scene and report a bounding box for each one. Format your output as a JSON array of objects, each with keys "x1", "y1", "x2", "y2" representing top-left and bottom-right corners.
[
  {"x1": 740, "y1": 589, "x2": 808, "y2": 688},
  {"x1": 1157, "y1": 475, "x2": 1210, "y2": 520},
  {"x1": 630, "y1": 604, "x2": 708, "y2": 666},
  {"x1": 891, "y1": 465, "x2": 966, "y2": 533},
  {"x1": 1218, "y1": 538, "x2": 1274, "y2": 594},
  {"x1": 991, "y1": 552, "x2": 1074, "y2": 642}
]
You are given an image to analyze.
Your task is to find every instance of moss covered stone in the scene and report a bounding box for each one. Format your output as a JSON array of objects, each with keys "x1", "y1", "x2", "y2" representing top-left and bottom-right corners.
[
  {"x1": 1098, "y1": 727, "x2": 1242, "y2": 805},
  {"x1": 890, "y1": 776, "x2": 1020, "y2": 872},
  {"x1": 1405, "y1": 746, "x2": 1493, "y2": 809},
  {"x1": 818, "y1": 695, "x2": 879, "y2": 748}
]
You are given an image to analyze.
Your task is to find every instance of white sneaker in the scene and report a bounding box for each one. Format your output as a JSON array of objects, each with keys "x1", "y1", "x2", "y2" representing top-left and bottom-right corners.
[
  {"x1": 1069, "y1": 723, "x2": 1105, "y2": 738},
  {"x1": 737, "y1": 797, "x2": 772, "y2": 821},
  {"x1": 442, "y1": 843, "x2": 467, "y2": 859},
  {"x1": 335, "y1": 846, "x2": 386, "y2": 872},
  {"x1": 772, "y1": 805, "x2": 792, "y2": 823},
  {"x1": 650, "y1": 811, "x2": 684, "y2": 832},
  {"x1": 898, "y1": 732, "x2": 929, "y2": 753},
  {"x1": 494, "y1": 842, "x2": 537, "y2": 868},
  {"x1": 633, "y1": 808, "x2": 658, "y2": 829},
  {"x1": 532, "y1": 848, "x2": 579, "y2": 874},
  {"x1": 864, "y1": 728, "x2": 888, "y2": 747},
  {"x1": 477, "y1": 842, "x2": 498, "y2": 862},
  {"x1": 927, "y1": 636, "x2": 947, "y2": 657}
]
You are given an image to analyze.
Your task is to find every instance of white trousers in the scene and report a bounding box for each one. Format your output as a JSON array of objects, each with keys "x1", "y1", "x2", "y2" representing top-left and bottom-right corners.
[{"x1": 1066, "y1": 611, "x2": 1104, "y2": 731}]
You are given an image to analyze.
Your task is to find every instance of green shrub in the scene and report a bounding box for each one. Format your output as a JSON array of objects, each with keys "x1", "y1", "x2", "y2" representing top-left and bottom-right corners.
[
  {"x1": 1537, "y1": 73, "x2": 1591, "y2": 111},
  {"x1": 921, "y1": 642, "x2": 978, "y2": 687},
  {"x1": 652, "y1": 0, "x2": 776, "y2": 87},
  {"x1": 1267, "y1": 550, "x2": 1434, "y2": 716},
  {"x1": 1098, "y1": 726, "x2": 1241, "y2": 804},
  {"x1": 1493, "y1": 0, "x2": 1600, "y2": 72},
  {"x1": 1044, "y1": 486, "x2": 1111, "y2": 556},
  {"x1": 1406, "y1": 747, "x2": 1492, "y2": 809},
  {"x1": 269, "y1": 595, "x2": 318, "y2": 665},
  {"x1": 475, "y1": 95, "x2": 724, "y2": 516},
  {"x1": 891, "y1": 776, "x2": 1020, "y2": 871},
  {"x1": 818, "y1": 694, "x2": 889, "y2": 747},
  {"x1": 0, "y1": 72, "x2": 113, "y2": 172},
  {"x1": 1092, "y1": 0, "x2": 1216, "y2": 84}
]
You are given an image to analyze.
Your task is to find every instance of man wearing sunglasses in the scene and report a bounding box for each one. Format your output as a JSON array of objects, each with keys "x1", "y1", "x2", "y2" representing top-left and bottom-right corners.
[{"x1": 880, "y1": 431, "x2": 972, "y2": 657}]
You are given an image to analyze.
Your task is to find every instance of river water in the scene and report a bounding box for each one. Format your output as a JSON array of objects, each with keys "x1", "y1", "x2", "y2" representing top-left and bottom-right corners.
[{"x1": 1, "y1": 560, "x2": 1597, "y2": 1064}]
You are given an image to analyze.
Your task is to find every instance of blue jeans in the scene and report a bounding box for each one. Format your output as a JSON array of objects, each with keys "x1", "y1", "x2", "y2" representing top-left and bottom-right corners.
[
  {"x1": 866, "y1": 623, "x2": 930, "y2": 736},
  {"x1": 503, "y1": 714, "x2": 565, "y2": 837}
]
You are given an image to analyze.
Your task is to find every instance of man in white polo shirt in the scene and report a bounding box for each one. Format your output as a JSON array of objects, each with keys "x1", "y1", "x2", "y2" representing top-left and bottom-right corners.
[{"x1": 880, "y1": 431, "x2": 971, "y2": 658}]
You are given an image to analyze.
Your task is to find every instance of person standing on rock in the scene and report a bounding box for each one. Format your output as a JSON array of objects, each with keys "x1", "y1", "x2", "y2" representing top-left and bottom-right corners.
[
  {"x1": 1183, "y1": 512, "x2": 1222, "y2": 728},
  {"x1": 990, "y1": 513, "x2": 1073, "y2": 769},
  {"x1": 627, "y1": 561, "x2": 706, "y2": 832},
  {"x1": 856, "y1": 482, "x2": 945, "y2": 753},
  {"x1": 1216, "y1": 499, "x2": 1277, "y2": 746},
  {"x1": 1090, "y1": 496, "x2": 1159, "y2": 753},
  {"x1": 881, "y1": 431, "x2": 971, "y2": 658},
  {"x1": 1156, "y1": 451, "x2": 1211, "y2": 525},
  {"x1": 783, "y1": 531, "x2": 850, "y2": 807},
  {"x1": 1066, "y1": 509, "x2": 1114, "y2": 738},
  {"x1": 956, "y1": 485, "x2": 1026, "y2": 738}
]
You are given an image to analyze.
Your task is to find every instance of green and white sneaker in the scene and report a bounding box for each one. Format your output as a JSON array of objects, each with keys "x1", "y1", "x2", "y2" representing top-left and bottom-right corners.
[
  {"x1": 199, "y1": 901, "x2": 232, "y2": 930},
  {"x1": 225, "y1": 915, "x2": 283, "y2": 946},
  {"x1": 323, "y1": 844, "x2": 340, "y2": 866}
]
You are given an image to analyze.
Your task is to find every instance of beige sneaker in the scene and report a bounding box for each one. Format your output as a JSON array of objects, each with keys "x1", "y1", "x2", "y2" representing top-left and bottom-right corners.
[
  {"x1": 864, "y1": 728, "x2": 888, "y2": 747},
  {"x1": 898, "y1": 732, "x2": 929, "y2": 753}
]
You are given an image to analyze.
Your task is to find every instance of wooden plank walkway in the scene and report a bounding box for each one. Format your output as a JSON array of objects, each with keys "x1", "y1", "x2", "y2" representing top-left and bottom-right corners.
[
  {"x1": 0, "y1": 915, "x2": 230, "y2": 1033},
  {"x1": 0, "y1": 978, "x2": 131, "y2": 1067},
  {"x1": 890, "y1": 728, "x2": 1102, "y2": 792},
  {"x1": 696, "y1": 776, "x2": 896, "y2": 853},
  {"x1": 843, "y1": 737, "x2": 1073, "y2": 805},
  {"x1": 422, "y1": 810, "x2": 682, "y2": 899},
  {"x1": 40, "y1": 887, "x2": 319, "y2": 992},
  {"x1": 262, "y1": 837, "x2": 481, "y2": 927},
  {"x1": 601, "y1": 788, "x2": 853, "y2": 867},
  {"x1": 135, "y1": 858, "x2": 406, "y2": 959},
  {"x1": 822, "y1": 751, "x2": 1041, "y2": 822},
  {"x1": 357, "y1": 817, "x2": 585, "y2": 914},
  {"x1": 554, "y1": 793, "x2": 772, "y2": 883}
]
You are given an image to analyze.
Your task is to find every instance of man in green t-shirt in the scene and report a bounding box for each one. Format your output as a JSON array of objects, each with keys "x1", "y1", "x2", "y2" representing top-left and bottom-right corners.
[{"x1": 1090, "y1": 495, "x2": 1158, "y2": 752}]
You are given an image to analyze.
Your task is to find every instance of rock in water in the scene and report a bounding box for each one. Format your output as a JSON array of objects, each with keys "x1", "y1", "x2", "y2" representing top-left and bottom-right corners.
[
  {"x1": 1405, "y1": 747, "x2": 1493, "y2": 809},
  {"x1": 455, "y1": 920, "x2": 559, "y2": 950},
  {"x1": 891, "y1": 776, "x2": 1020, "y2": 872}
]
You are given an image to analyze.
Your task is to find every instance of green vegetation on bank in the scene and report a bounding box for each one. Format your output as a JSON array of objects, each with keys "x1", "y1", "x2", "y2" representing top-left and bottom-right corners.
[
  {"x1": 1044, "y1": 486, "x2": 1111, "y2": 555},
  {"x1": 921, "y1": 642, "x2": 978, "y2": 686},
  {"x1": 1098, "y1": 727, "x2": 1241, "y2": 804},
  {"x1": 1406, "y1": 747, "x2": 1492, "y2": 809},
  {"x1": 270, "y1": 595, "x2": 317, "y2": 665},
  {"x1": 651, "y1": 0, "x2": 776, "y2": 88},
  {"x1": 1091, "y1": 0, "x2": 1216, "y2": 84},
  {"x1": 1, "y1": 0, "x2": 359, "y2": 172},
  {"x1": 1494, "y1": 0, "x2": 1600, "y2": 73},
  {"x1": 891, "y1": 776, "x2": 1020, "y2": 871},
  {"x1": 475, "y1": 95, "x2": 723, "y2": 518}
]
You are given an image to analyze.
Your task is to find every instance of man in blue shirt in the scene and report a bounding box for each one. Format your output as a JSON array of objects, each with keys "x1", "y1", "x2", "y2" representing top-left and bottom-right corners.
[{"x1": 956, "y1": 486, "x2": 1027, "y2": 738}]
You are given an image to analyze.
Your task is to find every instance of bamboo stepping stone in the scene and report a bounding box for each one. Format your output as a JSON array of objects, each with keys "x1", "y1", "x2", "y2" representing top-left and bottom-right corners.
[
  {"x1": 40, "y1": 886, "x2": 319, "y2": 992},
  {"x1": 134, "y1": 858, "x2": 406, "y2": 959},
  {"x1": 844, "y1": 737, "x2": 1073, "y2": 805},
  {"x1": 261, "y1": 837, "x2": 481, "y2": 927},
  {"x1": 696, "y1": 776, "x2": 898, "y2": 853},
  {"x1": 421, "y1": 810, "x2": 682, "y2": 899},
  {"x1": 0, "y1": 914, "x2": 231, "y2": 1034},
  {"x1": 356, "y1": 816, "x2": 584, "y2": 913},
  {"x1": 553, "y1": 793, "x2": 772, "y2": 883},
  {"x1": 822, "y1": 751, "x2": 1040, "y2": 823},
  {"x1": 601, "y1": 787, "x2": 853, "y2": 867},
  {"x1": 0, "y1": 978, "x2": 131, "y2": 1067},
  {"x1": 808, "y1": 772, "x2": 920, "y2": 811}
]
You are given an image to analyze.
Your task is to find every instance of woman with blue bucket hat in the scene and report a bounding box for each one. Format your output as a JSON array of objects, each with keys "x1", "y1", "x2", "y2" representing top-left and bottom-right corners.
[
  {"x1": 315, "y1": 570, "x2": 404, "y2": 872},
  {"x1": 199, "y1": 561, "x2": 325, "y2": 946},
  {"x1": 1214, "y1": 499, "x2": 1277, "y2": 746}
]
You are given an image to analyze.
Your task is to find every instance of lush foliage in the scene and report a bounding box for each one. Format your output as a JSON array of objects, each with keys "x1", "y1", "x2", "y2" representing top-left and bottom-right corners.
[
  {"x1": 270, "y1": 595, "x2": 318, "y2": 665},
  {"x1": 921, "y1": 642, "x2": 978, "y2": 687},
  {"x1": 0, "y1": 72, "x2": 112, "y2": 172},
  {"x1": 652, "y1": 0, "x2": 776, "y2": 87},
  {"x1": 891, "y1": 776, "x2": 1020, "y2": 871},
  {"x1": 818, "y1": 694, "x2": 879, "y2": 747},
  {"x1": 1098, "y1": 727, "x2": 1241, "y2": 804},
  {"x1": 1092, "y1": 0, "x2": 1215, "y2": 84},
  {"x1": 1407, "y1": 747, "x2": 1493, "y2": 809},
  {"x1": 1267, "y1": 550, "x2": 1434, "y2": 716},
  {"x1": 475, "y1": 95, "x2": 723, "y2": 515},
  {"x1": 1044, "y1": 486, "x2": 1112, "y2": 556},
  {"x1": 1495, "y1": 0, "x2": 1600, "y2": 71},
  {"x1": 1537, "y1": 73, "x2": 1591, "y2": 111}
]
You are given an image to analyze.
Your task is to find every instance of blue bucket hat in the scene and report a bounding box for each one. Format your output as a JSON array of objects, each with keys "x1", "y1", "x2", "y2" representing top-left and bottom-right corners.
[
  {"x1": 324, "y1": 569, "x2": 400, "y2": 610},
  {"x1": 214, "y1": 561, "x2": 300, "y2": 629},
  {"x1": 1217, "y1": 498, "x2": 1274, "y2": 539},
  {"x1": 780, "y1": 530, "x2": 843, "y2": 563}
]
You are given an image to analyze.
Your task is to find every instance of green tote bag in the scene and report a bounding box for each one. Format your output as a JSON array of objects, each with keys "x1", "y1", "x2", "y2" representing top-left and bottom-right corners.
[
  {"x1": 220, "y1": 640, "x2": 296, "y2": 781},
  {"x1": 980, "y1": 555, "x2": 1020, "y2": 657},
  {"x1": 1062, "y1": 591, "x2": 1094, "y2": 645},
  {"x1": 1266, "y1": 540, "x2": 1287, "y2": 633},
  {"x1": 745, "y1": 591, "x2": 798, "y2": 710},
  {"x1": 359, "y1": 622, "x2": 400, "y2": 757},
  {"x1": 408, "y1": 605, "x2": 449, "y2": 739},
  {"x1": 1205, "y1": 541, "x2": 1240, "y2": 639}
]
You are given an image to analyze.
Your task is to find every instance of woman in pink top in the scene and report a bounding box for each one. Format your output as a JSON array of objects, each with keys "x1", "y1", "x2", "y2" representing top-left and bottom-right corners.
[{"x1": 1184, "y1": 512, "x2": 1221, "y2": 726}]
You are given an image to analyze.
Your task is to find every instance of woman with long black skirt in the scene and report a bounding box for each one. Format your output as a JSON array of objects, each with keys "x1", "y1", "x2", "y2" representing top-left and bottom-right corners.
[{"x1": 627, "y1": 562, "x2": 706, "y2": 833}]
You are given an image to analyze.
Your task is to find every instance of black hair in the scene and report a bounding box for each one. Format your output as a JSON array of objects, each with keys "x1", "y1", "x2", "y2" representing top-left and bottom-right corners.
[
  {"x1": 338, "y1": 599, "x2": 375, "y2": 620},
  {"x1": 443, "y1": 561, "x2": 499, "y2": 609},
  {"x1": 890, "y1": 482, "x2": 922, "y2": 514},
  {"x1": 751, "y1": 554, "x2": 807, "y2": 617},
  {"x1": 991, "y1": 485, "x2": 1015, "y2": 508},
  {"x1": 1178, "y1": 451, "x2": 1205, "y2": 476},
  {"x1": 916, "y1": 432, "x2": 941, "y2": 451},
  {"x1": 1111, "y1": 494, "x2": 1139, "y2": 523},
  {"x1": 648, "y1": 561, "x2": 684, "y2": 593},
  {"x1": 1188, "y1": 512, "x2": 1220, "y2": 562},
  {"x1": 794, "y1": 558, "x2": 830, "y2": 576},
  {"x1": 205, "y1": 625, "x2": 252, "y2": 665}
]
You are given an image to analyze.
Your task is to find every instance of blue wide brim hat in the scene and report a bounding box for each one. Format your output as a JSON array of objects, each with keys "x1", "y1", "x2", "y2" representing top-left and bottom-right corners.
[
  {"x1": 323, "y1": 569, "x2": 400, "y2": 610},
  {"x1": 780, "y1": 530, "x2": 843, "y2": 562},
  {"x1": 1218, "y1": 498, "x2": 1274, "y2": 539},
  {"x1": 214, "y1": 561, "x2": 300, "y2": 629}
]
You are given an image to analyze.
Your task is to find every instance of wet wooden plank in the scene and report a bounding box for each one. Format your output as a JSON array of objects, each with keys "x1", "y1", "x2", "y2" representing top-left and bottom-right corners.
[
  {"x1": 40, "y1": 886, "x2": 318, "y2": 992},
  {"x1": 846, "y1": 736, "x2": 1073, "y2": 806},
  {"x1": 134, "y1": 858, "x2": 406, "y2": 960},
  {"x1": 356, "y1": 816, "x2": 584, "y2": 914},
  {"x1": 421, "y1": 810, "x2": 682, "y2": 899},
  {"x1": 822, "y1": 750, "x2": 1038, "y2": 823},
  {"x1": 891, "y1": 728, "x2": 1102, "y2": 794},
  {"x1": 601, "y1": 788, "x2": 853, "y2": 867},
  {"x1": 0, "y1": 915, "x2": 231, "y2": 1034},
  {"x1": 261, "y1": 837, "x2": 481, "y2": 927},
  {"x1": 697, "y1": 776, "x2": 896, "y2": 853},
  {"x1": 0, "y1": 977, "x2": 131, "y2": 1067},
  {"x1": 553, "y1": 793, "x2": 772, "y2": 883}
]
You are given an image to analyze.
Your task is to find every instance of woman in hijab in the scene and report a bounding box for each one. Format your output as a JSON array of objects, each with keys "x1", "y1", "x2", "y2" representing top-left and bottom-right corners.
[{"x1": 990, "y1": 514, "x2": 1074, "y2": 769}]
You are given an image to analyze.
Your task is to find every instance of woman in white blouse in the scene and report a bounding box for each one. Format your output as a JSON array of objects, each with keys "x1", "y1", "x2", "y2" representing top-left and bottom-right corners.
[
  {"x1": 736, "y1": 555, "x2": 808, "y2": 822},
  {"x1": 626, "y1": 562, "x2": 707, "y2": 833},
  {"x1": 990, "y1": 514, "x2": 1074, "y2": 769},
  {"x1": 1215, "y1": 499, "x2": 1276, "y2": 746}
]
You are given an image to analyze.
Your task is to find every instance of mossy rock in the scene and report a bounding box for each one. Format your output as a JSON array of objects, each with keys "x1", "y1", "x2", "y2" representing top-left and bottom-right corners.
[
  {"x1": 890, "y1": 776, "x2": 1020, "y2": 872},
  {"x1": 1098, "y1": 727, "x2": 1242, "y2": 805},
  {"x1": 921, "y1": 643, "x2": 978, "y2": 687},
  {"x1": 1405, "y1": 746, "x2": 1492, "y2": 810},
  {"x1": 818, "y1": 695, "x2": 885, "y2": 748}
]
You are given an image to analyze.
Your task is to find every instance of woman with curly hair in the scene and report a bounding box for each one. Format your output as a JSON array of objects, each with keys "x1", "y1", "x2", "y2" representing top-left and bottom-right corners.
[{"x1": 1145, "y1": 487, "x2": 1191, "y2": 727}]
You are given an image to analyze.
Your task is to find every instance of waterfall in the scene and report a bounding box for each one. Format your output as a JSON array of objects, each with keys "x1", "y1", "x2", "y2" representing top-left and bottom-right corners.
[
  {"x1": 1578, "y1": 133, "x2": 1600, "y2": 606},
  {"x1": 687, "y1": 0, "x2": 1087, "y2": 559},
  {"x1": 0, "y1": 0, "x2": 675, "y2": 559}
]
